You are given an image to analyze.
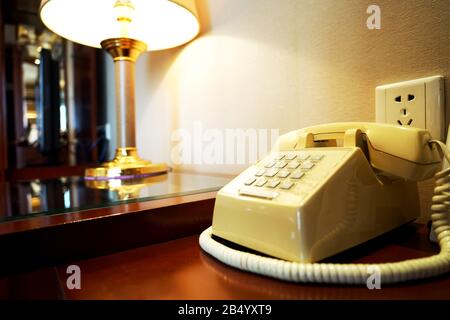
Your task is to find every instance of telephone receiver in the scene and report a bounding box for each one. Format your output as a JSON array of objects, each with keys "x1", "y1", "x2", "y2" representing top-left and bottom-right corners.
[
  {"x1": 276, "y1": 122, "x2": 441, "y2": 181},
  {"x1": 200, "y1": 122, "x2": 450, "y2": 285}
]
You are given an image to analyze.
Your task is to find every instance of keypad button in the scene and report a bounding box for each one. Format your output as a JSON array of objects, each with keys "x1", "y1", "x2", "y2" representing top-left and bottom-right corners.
[
  {"x1": 300, "y1": 161, "x2": 315, "y2": 170},
  {"x1": 291, "y1": 171, "x2": 305, "y2": 179},
  {"x1": 274, "y1": 154, "x2": 285, "y2": 160},
  {"x1": 265, "y1": 168, "x2": 279, "y2": 177},
  {"x1": 255, "y1": 178, "x2": 268, "y2": 187},
  {"x1": 245, "y1": 177, "x2": 256, "y2": 186},
  {"x1": 285, "y1": 154, "x2": 296, "y2": 160},
  {"x1": 287, "y1": 161, "x2": 300, "y2": 169},
  {"x1": 278, "y1": 170, "x2": 290, "y2": 178},
  {"x1": 266, "y1": 180, "x2": 281, "y2": 188},
  {"x1": 239, "y1": 187, "x2": 278, "y2": 200},
  {"x1": 311, "y1": 154, "x2": 324, "y2": 161},
  {"x1": 280, "y1": 181, "x2": 295, "y2": 190},
  {"x1": 255, "y1": 169, "x2": 266, "y2": 177},
  {"x1": 275, "y1": 161, "x2": 288, "y2": 168},
  {"x1": 265, "y1": 160, "x2": 276, "y2": 168},
  {"x1": 297, "y1": 154, "x2": 310, "y2": 161}
]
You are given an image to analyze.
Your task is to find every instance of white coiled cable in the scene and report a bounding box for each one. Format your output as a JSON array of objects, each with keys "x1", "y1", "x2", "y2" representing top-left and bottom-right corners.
[{"x1": 199, "y1": 141, "x2": 450, "y2": 285}]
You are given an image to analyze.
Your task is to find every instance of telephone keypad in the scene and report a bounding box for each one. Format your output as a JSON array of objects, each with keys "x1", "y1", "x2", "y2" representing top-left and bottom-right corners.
[{"x1": 246, "y1": 152, "x2": 326, "y2": 193}]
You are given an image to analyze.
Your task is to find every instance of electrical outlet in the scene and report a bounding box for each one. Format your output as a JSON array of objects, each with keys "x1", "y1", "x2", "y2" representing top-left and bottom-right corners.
[{"x1": 376, "y1": 76, "x2": 445, "y2": 140}]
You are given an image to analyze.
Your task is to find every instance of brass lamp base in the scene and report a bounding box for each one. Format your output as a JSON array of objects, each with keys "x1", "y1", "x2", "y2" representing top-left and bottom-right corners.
[{"x1": 85, "y1": 147, "x2": 168, "y2": 179}]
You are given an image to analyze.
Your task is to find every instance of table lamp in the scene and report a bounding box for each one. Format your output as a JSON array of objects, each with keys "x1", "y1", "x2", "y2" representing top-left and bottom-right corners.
[{"x1": 39, "y1": 0, "x2": 200, "y2": 179}]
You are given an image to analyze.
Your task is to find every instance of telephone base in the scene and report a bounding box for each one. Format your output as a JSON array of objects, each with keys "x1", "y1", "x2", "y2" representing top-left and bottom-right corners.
[{"x1": 211, "y1": 147, "x2": 420, "y2": 262}]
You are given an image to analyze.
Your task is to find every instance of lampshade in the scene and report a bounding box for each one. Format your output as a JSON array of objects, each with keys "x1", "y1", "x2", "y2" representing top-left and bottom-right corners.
[{"x1": 40, "y1": 0, "x2": 200, "y2": 51}]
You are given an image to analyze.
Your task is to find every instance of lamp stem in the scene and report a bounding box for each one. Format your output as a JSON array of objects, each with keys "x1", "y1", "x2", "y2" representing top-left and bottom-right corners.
[
  {"x1": 84, "y1": 38, "x2": 167, "y2": 179},
  {"x1": 100, "y1": 38, "x2": 147, "y2": 148},
  {"x1": 115, "y1": 59, "x2": 136, "y2": 147}
]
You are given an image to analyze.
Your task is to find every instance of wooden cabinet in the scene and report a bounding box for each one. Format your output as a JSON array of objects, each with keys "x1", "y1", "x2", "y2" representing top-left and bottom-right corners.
[{"x1": 0, "y1": 0, "x2": 111, "y2": 181}]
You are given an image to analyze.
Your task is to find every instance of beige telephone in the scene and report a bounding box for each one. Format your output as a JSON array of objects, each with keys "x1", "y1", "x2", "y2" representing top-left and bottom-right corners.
[{"x1": 200, "y1": 122, "x2": 450, "y2": 285}]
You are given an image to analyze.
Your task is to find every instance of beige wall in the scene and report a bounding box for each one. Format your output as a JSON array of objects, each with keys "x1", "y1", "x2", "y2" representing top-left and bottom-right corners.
[
  {"x1": 296, "y1": 0, "x2": 450, "y2": 126},
  {"x1": 135, "y1": 0, "x2": 301, "y2": 174},
  {"x1": 134, "y1": 0, "x2": 450, "y2": 220}
]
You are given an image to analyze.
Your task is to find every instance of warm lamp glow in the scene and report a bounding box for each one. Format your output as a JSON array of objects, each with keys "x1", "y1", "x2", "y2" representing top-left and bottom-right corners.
[
  {"x1": 40, "y1": 0, "x2": 200, "y2": 51},
  {"x1": 39, "y1": 0, "x2": 200, "y2": 179}
]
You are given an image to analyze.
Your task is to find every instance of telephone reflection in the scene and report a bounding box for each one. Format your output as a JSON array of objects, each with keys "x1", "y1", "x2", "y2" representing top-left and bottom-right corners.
[{"x1": 199, "y1": 122, "x2": 450, "y2": 285}]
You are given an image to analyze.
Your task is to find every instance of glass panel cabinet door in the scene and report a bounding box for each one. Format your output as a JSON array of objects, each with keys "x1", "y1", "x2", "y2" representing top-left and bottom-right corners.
[{"x1": 1, "y1": 0, "x2": 112, "y2": 177}]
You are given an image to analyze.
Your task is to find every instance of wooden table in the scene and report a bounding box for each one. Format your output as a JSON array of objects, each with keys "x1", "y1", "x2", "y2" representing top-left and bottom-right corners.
[
  {"x1": 1, "y1": 221, "x2": 450, "y2": 300},
  {"x1": 0, "y1": 172, "x2": 230, "y2": 276},
  {"x1": 0, "y1": 172, "x2": 448, "y2": 300}
]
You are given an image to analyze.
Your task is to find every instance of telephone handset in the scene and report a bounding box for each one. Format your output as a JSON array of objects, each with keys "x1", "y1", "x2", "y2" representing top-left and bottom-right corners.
[
  {"x1": 200, "y1": 122, "x2": 450, "y2": 285},
  {"x1": 276, "y1": 122, "x2": 441, "y2": 181}
]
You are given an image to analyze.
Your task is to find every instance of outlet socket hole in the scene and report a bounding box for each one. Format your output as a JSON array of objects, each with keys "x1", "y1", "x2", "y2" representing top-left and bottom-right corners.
[
  {"x1": 408, "y1": 94, "x2": 415, "y2": 101},
  {"x1": 397, "y1": 120, "x2": 403, "y2": 125},
  {"x1": 395, "y1": 96, "x2": 402, "y2": 103},
  {"x1": 400, "y1": 108, "x2": 409, "y2": 117},
  {"x1": 407, "y1": 119, "x2": 413, "y2": 125}
]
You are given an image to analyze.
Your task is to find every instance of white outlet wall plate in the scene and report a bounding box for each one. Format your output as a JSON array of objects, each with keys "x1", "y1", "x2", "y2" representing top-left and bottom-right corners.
[{"x1": 376, "y1": 75, "x2": 445, "y2": 141}]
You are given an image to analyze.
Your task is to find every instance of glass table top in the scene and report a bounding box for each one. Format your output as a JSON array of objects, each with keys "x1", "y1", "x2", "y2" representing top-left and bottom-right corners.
[{"x1": 0, "y1": 172, "x2": 232, "y2": 223}]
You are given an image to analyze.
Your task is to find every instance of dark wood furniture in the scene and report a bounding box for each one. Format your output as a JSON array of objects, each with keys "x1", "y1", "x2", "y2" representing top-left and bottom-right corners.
[
  {"x1": 0, "y1": 195, "x2": 449, "y2": 299},
  {"x1": 57, "y1": 225, "x2": 450, "y2": 300},
  {"x1": 0, "y1": 172, "x2": 231, "y2": 276},
  {"x1": 0, "y1": 4, "x2": 7, "y2": 182},
  {"x1": 0, "y1": 0, "x2": 109, "y2": 181}
]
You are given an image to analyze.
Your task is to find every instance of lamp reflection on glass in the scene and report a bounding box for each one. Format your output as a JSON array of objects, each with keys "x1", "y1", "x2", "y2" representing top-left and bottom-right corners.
[
  {"x1": 85, "y1": 175, "x2": 168, "y2": 200},
  {"x1": 39, "y1": 0, "x2": 200, "y2": 179}
]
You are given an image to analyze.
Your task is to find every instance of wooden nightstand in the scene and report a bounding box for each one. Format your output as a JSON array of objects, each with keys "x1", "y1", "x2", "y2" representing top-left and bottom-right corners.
[{"x1": 1, "y1": 172, "x2": 449, "y2": 300}]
